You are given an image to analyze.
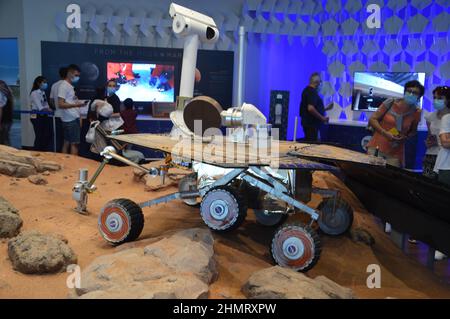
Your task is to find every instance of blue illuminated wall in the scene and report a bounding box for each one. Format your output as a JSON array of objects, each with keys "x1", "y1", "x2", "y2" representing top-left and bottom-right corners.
[
  {"x1": 0, "y1": 38, "x2": 19, "y2": 85},
  {"x1": 244, "y1": 34, "x2": 327, "y2": 140},
  {"x1": 241, "y1": 0, "x2": 450, "y2": 140}
]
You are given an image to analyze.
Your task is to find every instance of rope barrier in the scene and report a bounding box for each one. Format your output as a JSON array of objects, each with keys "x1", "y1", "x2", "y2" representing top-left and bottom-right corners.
[{"x1": 14, "y1": 110, "x2": 55, "y2": 116}]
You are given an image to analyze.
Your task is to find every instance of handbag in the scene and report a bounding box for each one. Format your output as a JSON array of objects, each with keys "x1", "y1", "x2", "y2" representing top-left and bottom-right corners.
[
  {"x1": 101, "y1": 116, "x2": 124, "y2": 132},
  {"x1": 85, "y1": 121, "x2": 100, "y2": 144}
]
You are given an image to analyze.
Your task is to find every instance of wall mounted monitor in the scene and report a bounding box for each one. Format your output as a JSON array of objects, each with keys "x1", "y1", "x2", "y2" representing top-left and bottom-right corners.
[
  {"x1": 107, "y1": 62, "x2": 175, "y2": 103},
  {"x1": 352, "y1": 72, "x2": 426, "y2": 111}
]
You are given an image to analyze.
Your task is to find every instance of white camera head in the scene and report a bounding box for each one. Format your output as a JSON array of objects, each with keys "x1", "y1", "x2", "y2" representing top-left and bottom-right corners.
[{"x1": 169, "y1": 3, "x2": 219, "y2": 43}]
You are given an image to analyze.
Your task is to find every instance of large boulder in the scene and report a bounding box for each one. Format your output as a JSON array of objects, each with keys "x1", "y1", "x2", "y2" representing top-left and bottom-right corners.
[
  {"x1": 0, "y1": 197, "x2": 22, "y2": 238},
  {"x1": 0, "y1": 145, "x2": 61, "y2": 178},
  {"x1": 8, "y1": 231, "x2": 77, "y2": 274},
  {"x1": 0, "y1": 159, "x2": 37, "y2": 178},
  {"x1": 75, "y1": 228, "x2": 217, "y2": 299},
  {"x1": 242, "y1": 266, "x2": 356, "y2": 299}
]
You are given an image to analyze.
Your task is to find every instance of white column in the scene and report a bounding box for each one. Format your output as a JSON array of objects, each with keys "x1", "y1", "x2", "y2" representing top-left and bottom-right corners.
[
  {"x1": 236, "y1": 26, "x2": 246, "y2": 108},
  {"x1": 179, "y1": 34, "x2": 199, "y2": 98}
]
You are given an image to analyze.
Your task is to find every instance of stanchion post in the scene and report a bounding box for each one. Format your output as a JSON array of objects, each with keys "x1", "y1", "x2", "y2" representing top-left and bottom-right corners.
[
  {"x1": 52, "y1": 115, "x2": 57, "y2": 153},
  {"x1": 293, "y1": 116, "x2": 298, "y2": 142}
]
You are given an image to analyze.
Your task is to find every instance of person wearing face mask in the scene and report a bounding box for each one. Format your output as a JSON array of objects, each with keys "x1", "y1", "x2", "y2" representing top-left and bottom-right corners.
[
  {"x1": 30, "y1": 76, "x2": 53, "y2": 151},
  {"x1": 423, "y1": 86, "x2": 450, "y2": 179},
  {"x1": 434, "y1": 86, "x2": 450, "y2": 186},
  {"x1": 57, "y1": 64, "x2": 87, "y2": 155},
  {"x1": 0, "y1": 80, "x2": 14, "y2": 145},
  {"x1": 49, "y1": 67, "x2": 68, "y2": 152},
  {"x1": 431, "y1": 86, "x2": 450, "y2": 261},
  {"x1": 367, "y1": 80, "x2": 424, "y2": 168},
  {"x1": 299, "y1": 72, "x2": 334, "y2": 142},
  {"x1": 105, "y1": 79, "x2": 121, "y2": 118}
]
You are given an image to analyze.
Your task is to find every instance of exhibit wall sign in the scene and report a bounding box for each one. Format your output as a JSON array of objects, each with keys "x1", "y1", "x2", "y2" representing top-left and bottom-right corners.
[{"x1": 41, "y1": 41, "x2": 234, "y2": 113}]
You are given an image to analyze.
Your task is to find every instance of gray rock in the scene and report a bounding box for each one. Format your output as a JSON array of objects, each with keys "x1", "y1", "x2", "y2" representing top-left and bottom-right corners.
[
  {"x1": 350, "y1": 227, "x2": 375, "y2": 246},
  {"x1": 37, "y1": 161, "x2": 61, "y2": 173},
  {"x1": 0, "y1": 145, "x2": 61, "y2": 178},
  {"x1": 75, "y1": 228, "x2": 217, "y2": 299},
  {"x1": 8, "y1": 231, "x2": 77, "y2": 274},
  {"x1": 0, "y1": 159, "x2": 37, "y2": 178},
  {"x1": 0, "y1": 197, "x2": 22, "y2": 238},
  {"x1": 242, "y1": 266, "x2": 356, "y2": 299},
  {"x1": 28, "y1": 174, "x2": 48, "y2": 186},
  {"x1": 0, "y1": 145, "x2": 37, "y2": 167},
  {"x1": 143, "y1": 228, "x2": 217, "y2": 284},
  {"x1": 0, "y1": 212, "x2": 23, "y2": 238},
  {"x1": 0, "y1": 197, "x2": 19, "y2": 215}
]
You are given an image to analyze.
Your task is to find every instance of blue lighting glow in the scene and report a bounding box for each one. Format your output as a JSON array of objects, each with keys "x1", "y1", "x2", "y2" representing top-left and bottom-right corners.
[
  {"x1": 245, "y1": 34, "x2": 327, "y2": 141},
  {"x1": 0, "y1": 38, "x2": 19, "y2": 85}
]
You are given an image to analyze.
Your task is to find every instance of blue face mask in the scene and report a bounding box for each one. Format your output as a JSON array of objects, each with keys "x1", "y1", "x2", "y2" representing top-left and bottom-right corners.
[
  {"x1": 40, "y1": 83, "x2": 48, "y2": 91},
  {"x1": 404, "y1": 92, "x2": 418, "y2": 106},
  {"x1": 72, "y1": 76, "x2": 80, "y2": 84},
  {"x1": 107, "y1": 87, "x2": 117, "y2": 96},
  {"x1": 433, "y1": 99, "x2": 446, "y2": 111}
]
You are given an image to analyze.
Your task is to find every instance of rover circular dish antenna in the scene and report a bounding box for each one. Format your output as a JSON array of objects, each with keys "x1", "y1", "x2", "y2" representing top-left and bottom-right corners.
[{"x1": 183, "y1": 96, "x2": 223, "y2": 137}]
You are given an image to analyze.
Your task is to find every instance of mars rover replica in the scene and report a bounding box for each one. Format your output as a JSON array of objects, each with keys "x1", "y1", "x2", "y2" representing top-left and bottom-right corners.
[{"x1": 73, "y1": 3, "x2": 386, "y2": 272}]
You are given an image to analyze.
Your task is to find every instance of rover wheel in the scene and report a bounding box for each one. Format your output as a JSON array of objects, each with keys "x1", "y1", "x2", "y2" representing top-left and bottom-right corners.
[
  {"x1": 318, "y1": 198, "x2": 353, "y2": 236},
  {"x1": 179, "y1": 173, "x2": 199, "y2": 207},
  {"x1": 254, "y1": 209, "x2": 288, "y2": 227},
  {"x1": 271, "y1": 223, "x2": 321, "y2": 272},
  {"x1": 200, "y1": 186, "x2": 247, "y2": 232},
  {"x1": 98, "y1": 198, "x2": 144, "y2": 245}
]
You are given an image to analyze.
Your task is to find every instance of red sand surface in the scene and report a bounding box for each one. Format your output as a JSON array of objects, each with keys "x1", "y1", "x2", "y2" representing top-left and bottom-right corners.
[{"x1": 0, "y1": 152, "x2": 449, "y2": 299}]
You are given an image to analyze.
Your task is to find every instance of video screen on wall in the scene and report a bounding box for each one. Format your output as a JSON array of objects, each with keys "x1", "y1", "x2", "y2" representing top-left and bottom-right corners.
[
  {"x1": 352, "y1": 72, "x2": 426, "y2": 111},
  {"x1": 107, "y1": 62, "x2": 175, "y2": 103}
]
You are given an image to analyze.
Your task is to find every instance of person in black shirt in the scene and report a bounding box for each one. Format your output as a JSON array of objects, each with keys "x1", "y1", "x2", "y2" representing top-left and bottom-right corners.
[{"x1": 299, "y1": 72, "x2": 333, "y2": 142}]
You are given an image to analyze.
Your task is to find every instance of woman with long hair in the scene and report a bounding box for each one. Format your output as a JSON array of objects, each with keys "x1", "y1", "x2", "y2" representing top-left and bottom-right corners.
[
  {"x1": 0, "y1": 80, "x2": 14, "y2": 145},
  {"x1": 30, "y1": 76, "x2": 53, "y2": 151}
]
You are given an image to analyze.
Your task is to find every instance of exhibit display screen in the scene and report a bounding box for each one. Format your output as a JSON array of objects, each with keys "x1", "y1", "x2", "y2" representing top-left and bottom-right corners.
[
  {"x1": 352, "y1": 72, "x2": 426, "y2": 111},
  {"x1": 107, "y1": 62, "x2": 175, "y2": 102}
]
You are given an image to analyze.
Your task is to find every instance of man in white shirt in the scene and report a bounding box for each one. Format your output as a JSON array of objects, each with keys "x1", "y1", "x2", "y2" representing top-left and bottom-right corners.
[
  {"x1": 49, "y1": 67, "x2": 68, "y2": 152},
  {"x1": 57, "y1": 64, "x2": 87, "y2": 155}
]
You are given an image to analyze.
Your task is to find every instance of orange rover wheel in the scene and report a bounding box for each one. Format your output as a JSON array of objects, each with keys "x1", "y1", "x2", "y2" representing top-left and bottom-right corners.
[
  {"x1": 271, "y1": 223, "x2": 321, "y2": 272},
  {"x1": 98, "y1": 198, "x2": 144, "y2": 245}
]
